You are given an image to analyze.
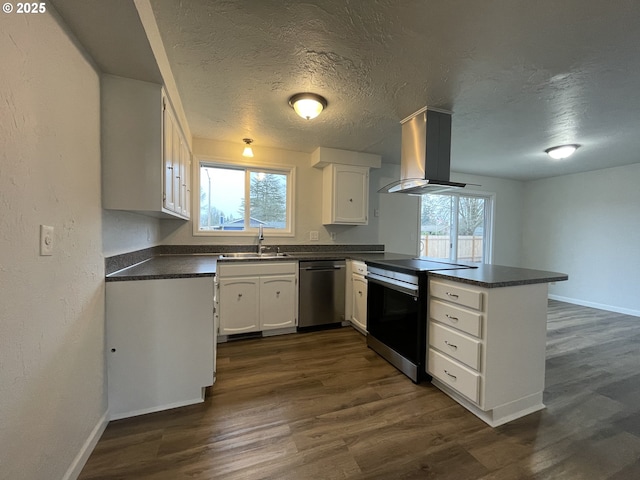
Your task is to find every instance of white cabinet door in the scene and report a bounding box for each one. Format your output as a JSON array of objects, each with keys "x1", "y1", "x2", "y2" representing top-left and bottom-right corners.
[
  {"x1": 219, "y1": 277, "x2": 260, "y2": 334},
  {"x1": 322, "y1": 164, "x2": 369, "y2": 225},
  {"x1": 351, "y1": 274, "x2": 368, "y2": 333},
  {"x1": 180, "y1": 139, "x2": 191, "y2": 218},
  {"x1": 335, "y1": 165, "x2": 368, "y2": 223},
  {"x1": 106, "y1": 277, "x2": 214, "y2": 420},
  {"x1": 102, "y1": 74, "x2": 190, "y2": 220},
  {"x1": 167, "y1": 116, "x2": 182, "y2": 214},
  {"x1": 163, "y1": 104, "x2": 176, "y2": 212},
  {"x1": 260, "y1": 275, "x2": 297, "y2": 330}
]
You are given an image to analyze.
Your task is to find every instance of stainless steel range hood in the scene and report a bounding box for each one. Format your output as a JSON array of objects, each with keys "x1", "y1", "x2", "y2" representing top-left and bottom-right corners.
[{"x1": 379, "y1": 107, "x2": 466, "y2": 195}]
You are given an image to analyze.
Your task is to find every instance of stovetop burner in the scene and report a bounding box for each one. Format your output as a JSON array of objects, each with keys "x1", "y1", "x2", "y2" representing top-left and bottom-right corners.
[{"x1": 368, "y1": 257, "x2": 478, "y2": 273}]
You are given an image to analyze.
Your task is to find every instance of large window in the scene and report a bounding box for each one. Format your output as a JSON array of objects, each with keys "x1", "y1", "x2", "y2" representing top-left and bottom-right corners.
[
  {"x1": 420, "y1": 192, "x2": 493, "y2": 263},
  {"x1": 197, "y1": 161, "x2": 294, "y2": 235}
]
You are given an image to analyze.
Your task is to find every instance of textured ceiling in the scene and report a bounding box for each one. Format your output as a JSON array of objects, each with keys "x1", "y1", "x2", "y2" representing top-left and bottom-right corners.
[{"x1": 54, "y1": 0, "x2": 640, "y2": 181}]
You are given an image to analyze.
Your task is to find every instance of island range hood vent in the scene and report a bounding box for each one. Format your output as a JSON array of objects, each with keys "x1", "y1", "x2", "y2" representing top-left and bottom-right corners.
[{"x1": 379, "y1": 107, "x2": 467, "y2": 195}]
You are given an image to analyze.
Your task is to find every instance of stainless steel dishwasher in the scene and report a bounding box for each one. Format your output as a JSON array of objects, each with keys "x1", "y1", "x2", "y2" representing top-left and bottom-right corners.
[{"x1": 298, "y1": 260, "x2": 346, "y2": 328}]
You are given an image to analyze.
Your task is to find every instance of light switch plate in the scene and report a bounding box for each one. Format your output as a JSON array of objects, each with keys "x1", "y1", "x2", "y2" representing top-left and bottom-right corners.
[
  {"x1": 40, "y1": 225, "x2": 54, "y2": 256},
  {"x1": 309, "y1": 231, "x2": 319, "y2": 241}
]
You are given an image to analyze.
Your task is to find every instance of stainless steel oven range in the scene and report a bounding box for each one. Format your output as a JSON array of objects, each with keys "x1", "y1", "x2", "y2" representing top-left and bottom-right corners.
[
  {"x1": 366, "y1": 266, "x2": 428, "y2": 383},
  {"x1": 365, "y1": 258, "x2": 476, "y2": 383}
]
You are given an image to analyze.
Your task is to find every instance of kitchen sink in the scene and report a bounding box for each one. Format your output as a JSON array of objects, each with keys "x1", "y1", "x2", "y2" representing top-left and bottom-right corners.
[{"x1": 218, "y1": 252, "x2": 289, "y2": 259}]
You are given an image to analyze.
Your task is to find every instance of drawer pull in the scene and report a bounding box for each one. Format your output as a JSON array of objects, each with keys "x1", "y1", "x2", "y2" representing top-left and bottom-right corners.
[
  {"x1": 445, "y1": 313, "x2": 459, "y2": 321},
  {"x1": 444, "y1": 341, "x2": 458, "y2": 350},
  {"x1": 446, "y1": 292, "x2": 459, "y2": 298},
  {"x1": 444, "y1": 370, "x2": 457, "y2": 380}
]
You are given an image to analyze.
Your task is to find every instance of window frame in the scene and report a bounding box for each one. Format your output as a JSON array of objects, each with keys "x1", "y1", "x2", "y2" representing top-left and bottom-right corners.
[
  {"x1": 194, "y1": 157, "x2": 296, "y2": 237},
  {"x1": 419, "y1": 190, "x2": 495, "y2": 264}
]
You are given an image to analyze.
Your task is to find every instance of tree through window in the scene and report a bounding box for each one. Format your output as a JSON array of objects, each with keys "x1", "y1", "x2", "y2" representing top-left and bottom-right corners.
[
  {"x1": 198, "y1": 163, "x2": 293, "y2": 233},
  {"x1": 420, "y1": 192, "x2": 492, "y2": 263}
]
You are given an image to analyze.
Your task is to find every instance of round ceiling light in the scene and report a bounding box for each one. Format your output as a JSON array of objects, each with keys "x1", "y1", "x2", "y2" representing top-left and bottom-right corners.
[
  {"x1": 288, "y1": 93, "x2": 327, "y2": 120},
  {"x1": 545, "y1": 144, "x2": 580, "y2": 160}
]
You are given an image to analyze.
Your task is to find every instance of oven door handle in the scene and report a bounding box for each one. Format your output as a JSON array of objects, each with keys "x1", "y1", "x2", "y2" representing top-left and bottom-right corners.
[{"x1": 366, "y1": 273, "x2": 419, "y2": 297}]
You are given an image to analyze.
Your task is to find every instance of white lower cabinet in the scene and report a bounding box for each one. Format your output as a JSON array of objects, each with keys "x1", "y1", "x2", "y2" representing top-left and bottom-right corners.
[
  {"x1": 260, "y1": 275, "x2": 297, "y2": 330},
  {"x1": 427, "y1": 277, "x2": 549, "y2": 427},
  {"x1": 346, "y1": 260, "x2": 368, "y2": 334},
  {"x1": 218, "y1": 262, "x2": 298, "y2": 336},
  {"x1": 351, "y1": 272, "x2": 368, "y2": 333},
  {"x1": 106, "y1": 277, "x2": 215, "y2": 420},
  {"x1": 218, "y1": 276, "x2": 260, "y2": 334}
]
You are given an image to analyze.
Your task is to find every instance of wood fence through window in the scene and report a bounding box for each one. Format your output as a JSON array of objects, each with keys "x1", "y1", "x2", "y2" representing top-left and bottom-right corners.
[{"x1": 420, "y1": 235, "x2": 484, "y2": 262}]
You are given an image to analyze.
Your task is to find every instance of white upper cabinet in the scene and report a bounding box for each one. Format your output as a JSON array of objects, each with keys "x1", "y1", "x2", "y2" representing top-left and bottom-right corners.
[
  {"x1": 322, "y1": 164, "x2": 369, "y2": 225},
  {"x1": 312, "y1": 147, "x2": 380, "y2": 226},
  {"x1": 102, "y1": 74, "x2": 191, "y2": 220}
]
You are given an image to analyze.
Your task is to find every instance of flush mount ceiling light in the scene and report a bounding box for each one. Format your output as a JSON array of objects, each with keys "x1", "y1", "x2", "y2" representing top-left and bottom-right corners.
[
  {"x1": 242, "y1": 138, "x2": 254, "y2": 158},
  {"x1": 288, "y1": 93, "x2": 327, "y2": 120},
  {"x1": 545, "y1": 144, "x2": 580, "y2": 160}
]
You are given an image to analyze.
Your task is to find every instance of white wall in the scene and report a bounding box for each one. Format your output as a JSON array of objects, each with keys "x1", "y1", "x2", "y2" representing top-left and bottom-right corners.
[
  {"x1": 523, "y1": 163, "x2": 640, "y2": 316},
  {"x1": 159, "y1": 138, "x2": 381, "y2": 246},
  {"x1": 376, "y1": 164, "x2": 421, "y2": 255},
  {"x1": 102, "y1": 210, "x2": 162, "y2": 257},
  {"x1": 0, "y1": 11, "x2": 107, "y2": 480}
]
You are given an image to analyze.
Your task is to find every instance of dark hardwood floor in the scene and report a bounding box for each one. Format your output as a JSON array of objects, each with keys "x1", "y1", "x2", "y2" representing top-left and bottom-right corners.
[{"x1": 79, "y1": 300, "x2": 640, "y2": 479}]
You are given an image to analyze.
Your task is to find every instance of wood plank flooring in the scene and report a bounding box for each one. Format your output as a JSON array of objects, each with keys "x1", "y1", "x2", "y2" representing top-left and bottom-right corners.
[{"x1": 79, "y1": 300, "x2": 640, "y2": 479}]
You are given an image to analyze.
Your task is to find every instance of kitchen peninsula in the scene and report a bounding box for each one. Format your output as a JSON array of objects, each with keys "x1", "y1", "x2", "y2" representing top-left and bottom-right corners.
[{"x1": 105, "y1": 246, "x2": 567, "y2": 427}]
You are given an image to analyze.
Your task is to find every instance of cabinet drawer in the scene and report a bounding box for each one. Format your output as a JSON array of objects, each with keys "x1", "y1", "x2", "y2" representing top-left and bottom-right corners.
[
  {"x1": 429, "y1": 322, "x2": 481, "y2": 371},
  {"x1": 429, "y1": 299, "x2": 482, "y2": 338},
  {"x1": 429, "y1": 280, "x2": 483, "y2": 311},
  {"x1": 428, "y1": 349, "x2": 480, "y2": 404},
  {"x1": 352, "y1": 261, "x2": 367, "y2": 276},
  {"x1": 218, "y1": 261, "x2": 297, "y2": 277}
]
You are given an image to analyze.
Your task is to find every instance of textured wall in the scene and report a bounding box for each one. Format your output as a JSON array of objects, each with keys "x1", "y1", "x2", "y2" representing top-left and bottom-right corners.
[
  {"x1": 102, "y1": 210, "x2": 162, "y2": 257},
  {"x1": 523, "y1": 163, "x2": 640, "y2": 316},
  {"x1": 0, "y1": 10, "x2": 106, "y2": 479}
]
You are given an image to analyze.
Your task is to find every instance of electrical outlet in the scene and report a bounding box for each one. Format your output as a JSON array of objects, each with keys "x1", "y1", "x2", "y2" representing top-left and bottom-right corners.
[
  {"x1": 40, "y1": 225, "x2": 54, "y2": 256},
  {"x1": 330, "y1": 232, "x2": 337, "y2": 241},
  {"x1": 309, "y1": 231, "x2": 319, "y2": 241}
]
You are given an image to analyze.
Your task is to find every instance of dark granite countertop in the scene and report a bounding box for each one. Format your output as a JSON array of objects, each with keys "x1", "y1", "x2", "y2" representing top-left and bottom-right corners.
[
  {"x1": 106, "y1": 255, "x2": 218, "y2": 281},
  {"x1": 106, "y1": 250, "x2": 567, "y2": 288},
  {"x1": 429, "y1": 264, "x2": 568, "y2": 288},
  {"x1": 105, "y1": 251, "x2": 413, "y2": 281}
]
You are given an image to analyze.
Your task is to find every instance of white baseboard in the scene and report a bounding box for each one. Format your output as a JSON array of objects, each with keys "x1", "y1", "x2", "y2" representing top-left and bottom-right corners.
[
  {"x1": 62, "y1": 409, "x2": 109, "y2": 480},
  {"x1": 110, "y1": 396, "x2": 204, "y2": 421},
  {"x1": 548, "y1": 294, "x2": 640, "y2": 318}
]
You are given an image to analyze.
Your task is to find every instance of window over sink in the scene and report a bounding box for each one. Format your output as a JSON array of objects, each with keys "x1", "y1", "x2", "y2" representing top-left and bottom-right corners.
[{"x1": 196, "y1": 160, "x2": 295, "y2": 236}]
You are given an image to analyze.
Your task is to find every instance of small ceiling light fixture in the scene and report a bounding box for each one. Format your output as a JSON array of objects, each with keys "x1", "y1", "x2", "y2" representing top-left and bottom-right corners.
[
  {"x1": 545, "y1": 144, "x2": 580, "y2": 160},
  {"x1": 288, "y1": 92, "x2": 327, "y2": 120},
  {"x1": 242, "y1": 138, "x2": 254, "y2": 158}
]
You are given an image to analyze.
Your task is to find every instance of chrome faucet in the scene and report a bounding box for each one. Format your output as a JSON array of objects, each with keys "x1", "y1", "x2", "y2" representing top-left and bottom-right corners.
[{"x1": 257, "y1": 224, "x2": 265, "y2": 254}]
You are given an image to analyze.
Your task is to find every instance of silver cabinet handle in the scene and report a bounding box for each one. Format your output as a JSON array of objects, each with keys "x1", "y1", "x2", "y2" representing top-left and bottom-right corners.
[
  {"x1": 444, "y1": 341, "x2": 458, "y2": 350},
  {"x1": 445, "y1": 314, "x2": 459, "y2": 321},
  {"x1": 444, "y1": 370, "x2": 457, "y2": 380},
  {"x1": 446, "y1": 292, "x2": 459, "y2": 298}
]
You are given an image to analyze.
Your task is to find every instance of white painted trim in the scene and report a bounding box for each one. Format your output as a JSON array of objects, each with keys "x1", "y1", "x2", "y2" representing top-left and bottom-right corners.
[
  {"x1": 62, "y1": 410, "x2": 109, "y2": 480},
  {"x1": 431, "y1": 379, "x2": 545, "y2": 427},
  {"x1": 109, "y1": 397, "x2": 205, "y2": 421},
  {"x1": 548, "y1": 294, "x2": 640, "y2": 318}
]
